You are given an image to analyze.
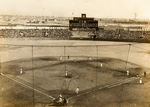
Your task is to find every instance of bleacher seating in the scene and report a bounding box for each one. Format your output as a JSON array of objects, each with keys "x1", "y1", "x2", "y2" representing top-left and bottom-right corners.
[
  {"x1": 0, "y1": 28, "x2": 150, "y2": 42},
  {"x1": 0, "y1": 29, "x2": 72, "y2": 40}
]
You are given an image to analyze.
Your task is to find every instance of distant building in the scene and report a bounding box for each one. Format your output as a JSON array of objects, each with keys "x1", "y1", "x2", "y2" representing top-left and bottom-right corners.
[{"x1": 69, "y1": 14, "x2": 98, "y2": 30}]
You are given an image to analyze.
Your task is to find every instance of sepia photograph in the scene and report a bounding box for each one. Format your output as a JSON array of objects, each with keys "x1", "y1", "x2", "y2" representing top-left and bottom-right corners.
[{"x1": 0, "y1": 0, "x2": 150, "y2": 107}]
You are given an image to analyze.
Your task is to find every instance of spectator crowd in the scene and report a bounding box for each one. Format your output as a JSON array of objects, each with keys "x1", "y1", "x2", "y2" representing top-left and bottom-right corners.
[{"x1": 0, "y1": 28, "x2": 150, "y2": 42}]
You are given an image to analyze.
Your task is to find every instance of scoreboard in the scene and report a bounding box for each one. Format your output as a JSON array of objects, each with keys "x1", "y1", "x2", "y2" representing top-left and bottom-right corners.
[{"x1": 69, "y1": 14, "x2": 98, "y2": 30}]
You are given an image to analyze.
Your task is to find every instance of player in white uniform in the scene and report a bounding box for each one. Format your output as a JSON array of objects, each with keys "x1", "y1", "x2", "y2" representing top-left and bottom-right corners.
[{"x1": 75, "y1": 87, "x2": 79, "y2": 94}]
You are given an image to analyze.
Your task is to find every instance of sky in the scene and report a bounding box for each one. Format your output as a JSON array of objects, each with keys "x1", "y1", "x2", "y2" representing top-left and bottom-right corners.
[{"x1": 0, "y1": 0, "x2": 150, "y2": 19}]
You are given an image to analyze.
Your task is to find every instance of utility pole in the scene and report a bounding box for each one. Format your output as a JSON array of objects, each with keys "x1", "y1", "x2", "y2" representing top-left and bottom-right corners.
[{"x1": 134, "y1": 12, "x2": 137, "y2": 21}]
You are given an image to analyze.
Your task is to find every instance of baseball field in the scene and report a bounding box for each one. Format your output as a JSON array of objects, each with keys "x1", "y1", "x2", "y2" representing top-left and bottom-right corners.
[{"x1": 0, "y1": 39, "x2": 150, "y2": 107}]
